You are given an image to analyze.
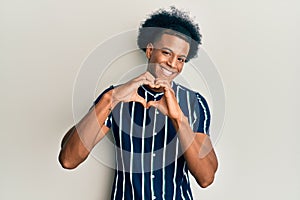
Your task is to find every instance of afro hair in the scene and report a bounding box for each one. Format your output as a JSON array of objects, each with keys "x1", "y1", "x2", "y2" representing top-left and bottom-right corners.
[{"x1": 137, "y1": 6, "x2": 202, "y2": 62}]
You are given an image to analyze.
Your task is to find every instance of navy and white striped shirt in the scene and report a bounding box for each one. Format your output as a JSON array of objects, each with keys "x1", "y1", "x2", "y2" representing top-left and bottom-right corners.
[{"x1": 95, "y1": 82, "x2": 210, "y2": 200}]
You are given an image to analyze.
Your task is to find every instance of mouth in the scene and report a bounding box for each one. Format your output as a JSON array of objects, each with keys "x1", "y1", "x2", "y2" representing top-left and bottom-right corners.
[{"x1": 161, "y1": 66, "x2": 175, "y2": 77}]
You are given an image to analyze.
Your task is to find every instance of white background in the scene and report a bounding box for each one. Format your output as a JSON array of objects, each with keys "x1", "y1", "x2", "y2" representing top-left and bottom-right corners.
[{"x1": 1, "y1": 0, "x2": 299, "y2": 199}]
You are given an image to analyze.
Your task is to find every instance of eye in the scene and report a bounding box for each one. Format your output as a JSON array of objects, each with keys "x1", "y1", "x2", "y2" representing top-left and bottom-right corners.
[
  {"x1": 162, "y1": 50, "x2": 171, "y2": 56},
  {"x1": 178, "y1": 57, "x2": 186, "y2": 63}
]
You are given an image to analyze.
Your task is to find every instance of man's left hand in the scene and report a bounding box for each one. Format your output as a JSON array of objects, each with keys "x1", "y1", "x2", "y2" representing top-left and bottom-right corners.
[{"x1": 147, "y1": 79, "x2": 183, "y2": 122}]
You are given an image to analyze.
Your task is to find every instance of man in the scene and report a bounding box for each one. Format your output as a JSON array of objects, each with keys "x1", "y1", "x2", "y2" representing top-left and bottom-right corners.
[{"x1": 59, "y1": 7, "x2": 218, "y2": 200}]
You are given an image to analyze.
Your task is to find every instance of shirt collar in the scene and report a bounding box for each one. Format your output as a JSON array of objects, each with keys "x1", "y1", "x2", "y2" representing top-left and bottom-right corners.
[
  {"x1": 140, "y1": 85, "x2": 164, "y2": 98},
  {"x1": 140, "y1": 82, "x2": 175, "y2": 98}
]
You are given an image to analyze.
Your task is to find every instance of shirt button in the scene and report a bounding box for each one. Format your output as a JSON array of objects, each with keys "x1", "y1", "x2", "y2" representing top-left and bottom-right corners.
[
  {"x1": 154, "y1": 132, "x2": 157, "y2": 136},
  {"x1": 153, "y1": 153, "x2": 156, "y2": 157},
  {"x1": 156, "y1": 110, "x2": 160, "y2": 114},
  {"x1": 153, "y1": 196, "x2": 156, "y2": 199},
  {"x1": 151, "y1": 175, "x2": 155, "y2": 179}
]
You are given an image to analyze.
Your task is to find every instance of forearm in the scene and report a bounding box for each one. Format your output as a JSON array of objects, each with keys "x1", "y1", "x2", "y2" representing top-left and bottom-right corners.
[
  {"x1": 59, "y1": 90, "x2": 114, "y2": 169},
  {"x1": 173, "y1": 116, "x2": 218, "y2": 188}
]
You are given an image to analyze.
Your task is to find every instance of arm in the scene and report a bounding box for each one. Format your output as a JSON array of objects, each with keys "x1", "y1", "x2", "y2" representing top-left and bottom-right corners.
[
  {"x1": 147, "y1": 80, "x2": 218, "y2": 188},
  {"x1": 173, "y1": 116, "x2": 218, "y2": 188},
  {"x1": 58, "y1": 72, "x2": 156, "y2": 169},
  {"x1": 58, "y1": 90, "x2": 113, "y2": 169}
]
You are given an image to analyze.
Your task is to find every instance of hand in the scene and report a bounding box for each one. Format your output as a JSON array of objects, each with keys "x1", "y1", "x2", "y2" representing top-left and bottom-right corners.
[
  {"x1": 112, "y1": 72, "x2": 158, "y2": 108},
  {"x1": 147, "y1": 79, "x2": 183, "y2": 122}
]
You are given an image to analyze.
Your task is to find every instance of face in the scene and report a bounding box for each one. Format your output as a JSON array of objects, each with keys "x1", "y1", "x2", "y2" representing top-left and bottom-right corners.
[{"x1": 146, "y1": 33, "x2": 190, "y2": 84}]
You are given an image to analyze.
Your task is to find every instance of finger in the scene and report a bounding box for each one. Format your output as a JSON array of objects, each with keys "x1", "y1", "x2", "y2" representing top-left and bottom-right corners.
[
  {"x1": 132, "y1": 75, "x2": 155, "y2": 89},
  {"x1": 134, "y1": 94, "x2": 147, "y2": 108},
  {"x1": 138, "y1": 79, "x2": 158, "y2": 88},
  {"x1": 135, "y1": 72, "x2": 155, "y2": 83},
  {"x1": 154, "y1": 81, "x2": 173, "y2": 93},
  {"x1": 133, "y1": 72, "x2": 152, "y2": 83},
  {"x1": 147, "y1": 100, "x2": 167, "y2": 115},
  {"x1": 147, "y1": 100, "x2": 159, "y2": 110},
  {"x1": 131, "y1": 73, "x2": 147, "y2": 82},
  {"x1": 154, "y1": 79, "x2": 172, "y2": 88},
  {"x1": 144, "y1": 71, "x2": 155, "y2": 82}
]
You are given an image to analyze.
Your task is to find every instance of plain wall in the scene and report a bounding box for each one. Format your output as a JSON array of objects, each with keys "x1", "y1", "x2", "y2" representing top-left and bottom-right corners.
[{"x1": 1, "y1": 0, "x2": 299, "y2": 199}]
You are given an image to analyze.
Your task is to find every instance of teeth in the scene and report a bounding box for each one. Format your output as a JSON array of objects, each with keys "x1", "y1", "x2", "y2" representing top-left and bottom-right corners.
[{"x1": 161, "y1": 67, "x2": 173, "y2": 76}]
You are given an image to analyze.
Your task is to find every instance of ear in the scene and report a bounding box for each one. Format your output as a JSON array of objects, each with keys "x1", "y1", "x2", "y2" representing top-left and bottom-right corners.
[{"x1": 145, "y1": 43, "x2": 153, "y2": 59}]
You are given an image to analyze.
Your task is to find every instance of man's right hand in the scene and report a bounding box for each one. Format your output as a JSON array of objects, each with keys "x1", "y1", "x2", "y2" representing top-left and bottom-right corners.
[{"x1": 112, "y1": 72, "x2": 157, "y2": 108}]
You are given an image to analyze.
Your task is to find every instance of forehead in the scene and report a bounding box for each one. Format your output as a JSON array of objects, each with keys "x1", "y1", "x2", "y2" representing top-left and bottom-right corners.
[{"x1": 153, "y1": 33, "x2": 190, "y2": 56}]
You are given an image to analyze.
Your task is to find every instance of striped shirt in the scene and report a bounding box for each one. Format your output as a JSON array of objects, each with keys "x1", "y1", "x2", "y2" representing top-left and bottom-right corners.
[{"x1": 94, "y1": 82, "x2": 210, "y2": 200}]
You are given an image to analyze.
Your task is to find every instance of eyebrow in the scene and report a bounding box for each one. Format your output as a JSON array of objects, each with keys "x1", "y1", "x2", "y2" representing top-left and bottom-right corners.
[{"x1": 160, "y1": 47, "x2": 188, "y2": 58}]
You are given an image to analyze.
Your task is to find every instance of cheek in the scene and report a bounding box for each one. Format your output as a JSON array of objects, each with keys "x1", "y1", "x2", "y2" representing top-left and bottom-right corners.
[
  {"x1": 177, "y1": 65, "x2": 184, "y2": 73},
  {"x1": 150, "y1": 52, "x2": 167, "y2": 63}
]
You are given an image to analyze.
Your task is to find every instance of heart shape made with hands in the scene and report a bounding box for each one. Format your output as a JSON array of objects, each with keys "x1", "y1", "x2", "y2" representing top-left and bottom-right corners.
[
  {"x1": 135, "y1": 84, "x2": 164, "y2": 108},
  {"x1": 136, "y1": 84, "x2": 177, "y2": 117},
  {"x1": 113, "y1": 73, "x2": 177, "y2": 116}
]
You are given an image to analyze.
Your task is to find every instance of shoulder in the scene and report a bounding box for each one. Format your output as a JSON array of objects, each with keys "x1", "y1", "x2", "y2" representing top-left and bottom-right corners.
[
  {"x1": 172, "y1": 82, "x2": 208, "y2": 103},
  {"x1": 94, "y1": 85, "x2": 115, "y2": 105},
  {"x1": 173, "y1": 82, "x2": 211, "y2": 134}
]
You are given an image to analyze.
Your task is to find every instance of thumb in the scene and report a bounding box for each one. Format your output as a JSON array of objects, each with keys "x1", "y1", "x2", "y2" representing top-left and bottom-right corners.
[
  {"x1": 148, "y1": 100, "x2": 168, "y2": 115},
  {"x1": 147, "y1": 100, "x2": 157, "y2": 109},
  {"x1": 135, "y1": 95, "x2": 147, "y2": 108}
]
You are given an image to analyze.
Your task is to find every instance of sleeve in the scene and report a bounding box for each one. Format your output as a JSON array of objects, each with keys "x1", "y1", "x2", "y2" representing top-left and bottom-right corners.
[
  {"x1": 191, "y1": 92, "x2": 211, "y2": 135},
  {"x1": 90, "y1": 85, "x2": 114, "y2": 128}
]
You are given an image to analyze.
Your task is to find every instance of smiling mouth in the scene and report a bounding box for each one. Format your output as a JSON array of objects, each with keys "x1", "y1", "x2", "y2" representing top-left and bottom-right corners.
[{"x1": 161, "y1": 66, "x2": 174, "y2": 77}]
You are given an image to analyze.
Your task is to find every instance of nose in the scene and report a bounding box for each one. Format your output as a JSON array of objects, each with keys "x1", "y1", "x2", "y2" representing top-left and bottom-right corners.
[{"x1": 167, "y1": 55, "x2": 176, "y2": 68}]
